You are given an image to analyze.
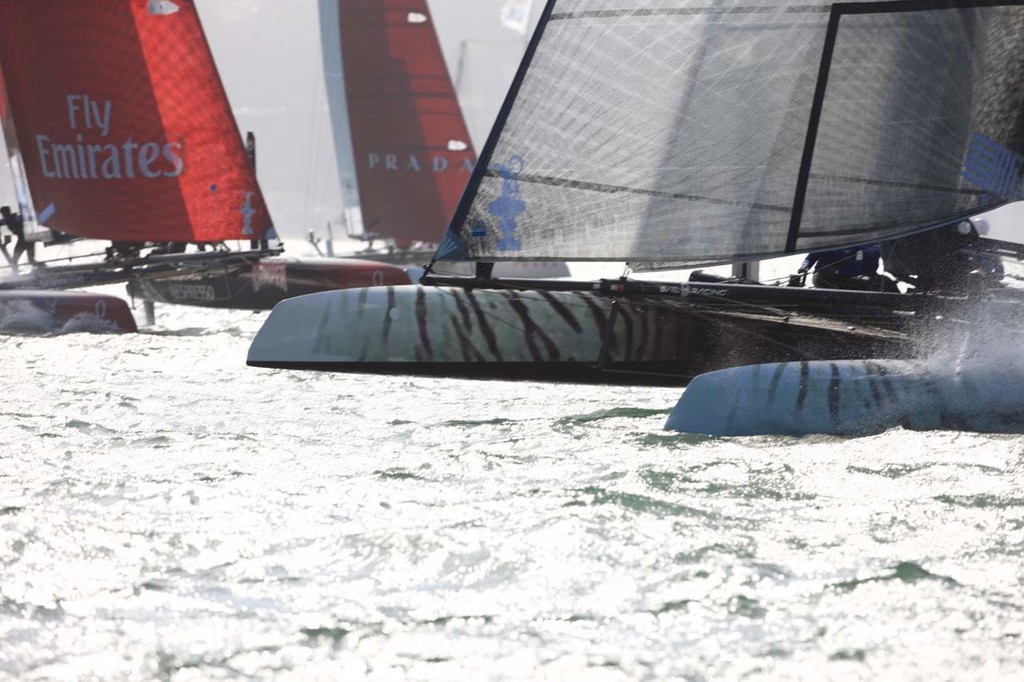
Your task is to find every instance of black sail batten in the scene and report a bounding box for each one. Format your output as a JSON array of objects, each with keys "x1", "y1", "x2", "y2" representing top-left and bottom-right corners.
[
  {"x1": 547, "y1": 6, "x2": 834, "y2": 19},
  {"x1": 823, "y1": 0, "x2": 1024, "y2": 15},
  {"x1": 786, "y1": 3, "x2": 842, "y2": 254},
  {"x1": 432, "y1": 0, "x2": 559, "y2": 265}
]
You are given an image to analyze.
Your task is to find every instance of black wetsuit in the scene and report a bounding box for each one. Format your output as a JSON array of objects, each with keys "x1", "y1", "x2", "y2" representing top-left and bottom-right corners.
[
  {"x1": 0, "y1": 211, "x2": 34, "y2": 267},
  {"x1": 882, "y1": 226, "x2": 1003, "y2": 292}
]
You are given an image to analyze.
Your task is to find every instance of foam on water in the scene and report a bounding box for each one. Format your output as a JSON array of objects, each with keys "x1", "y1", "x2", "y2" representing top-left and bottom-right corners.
[
  {"x1": 0, "y1": 300, "x2": 63, "y2": 335},
  {"x1": 0, "y1": 298, "x2": 127, "y2": 336},
  {"x1": 2, "y1": 295, "x2": 1024, "y2": 680}
]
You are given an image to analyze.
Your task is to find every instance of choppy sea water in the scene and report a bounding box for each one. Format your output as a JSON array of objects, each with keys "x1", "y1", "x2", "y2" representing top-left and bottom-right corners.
[{"x1": 2, "y1": 296, "x2": 1023, "y2": 681}]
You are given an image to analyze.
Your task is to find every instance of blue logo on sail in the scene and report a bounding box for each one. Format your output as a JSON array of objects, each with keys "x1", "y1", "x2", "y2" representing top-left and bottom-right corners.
[
  {"x1": 962, "y1": 132, "x2": 1024, "y2": 201},
  {"x1": 487, "y1": 155, "x2": 526, "y2": 252}
]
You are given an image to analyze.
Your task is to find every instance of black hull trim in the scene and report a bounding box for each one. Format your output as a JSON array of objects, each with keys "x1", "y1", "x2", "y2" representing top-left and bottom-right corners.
[
  {"x1": 247, "y1": 329, "x2": 918, "y2": 386},
  {"x1": 246, "y1": 360, "x2": 700, "y2": 387}
]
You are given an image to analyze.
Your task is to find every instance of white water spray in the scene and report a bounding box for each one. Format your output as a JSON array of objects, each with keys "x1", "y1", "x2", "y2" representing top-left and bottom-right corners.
[{"x1": 666, "y1": 296, "x2": 1024, "y2": 437}]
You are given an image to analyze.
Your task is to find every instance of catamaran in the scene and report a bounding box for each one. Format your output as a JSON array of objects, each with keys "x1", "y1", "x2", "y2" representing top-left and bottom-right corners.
[
  {"x1": 247, "y1": 0, "x2": 1024, "y2": 393},
  {"x1": 0, "y1": 0, "x2": 277, "y2": 331}
]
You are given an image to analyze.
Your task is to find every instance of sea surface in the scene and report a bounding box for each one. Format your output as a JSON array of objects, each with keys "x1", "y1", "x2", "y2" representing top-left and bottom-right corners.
[{"x1": 2, "y1": 293, "x2": 1023, "y2": 681}]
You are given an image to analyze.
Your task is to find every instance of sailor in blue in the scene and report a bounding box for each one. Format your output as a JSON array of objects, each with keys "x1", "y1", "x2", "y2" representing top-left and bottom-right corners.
[{"x1": 798, "y1": 244, "x2": 892, "y2": 291}]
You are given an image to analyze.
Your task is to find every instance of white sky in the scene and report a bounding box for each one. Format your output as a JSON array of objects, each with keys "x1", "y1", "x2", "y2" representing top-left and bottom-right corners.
[{"x1": 0, "y1": 0, "x2": 540, "y2": 239}]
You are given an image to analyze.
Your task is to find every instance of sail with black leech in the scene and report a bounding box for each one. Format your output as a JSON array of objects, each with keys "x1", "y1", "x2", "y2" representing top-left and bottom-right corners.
[{"x1": 435, "y1": 0, "x2": 1024, "y2": 266}]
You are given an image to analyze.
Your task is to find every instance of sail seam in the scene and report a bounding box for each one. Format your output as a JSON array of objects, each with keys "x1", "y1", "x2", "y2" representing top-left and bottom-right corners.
[
  {"x1": 812, "y1": 174, "x2": 984, "y2": 196},
  {"x1": 483, "y1": 169, "x2": 791, "y2": 213}
]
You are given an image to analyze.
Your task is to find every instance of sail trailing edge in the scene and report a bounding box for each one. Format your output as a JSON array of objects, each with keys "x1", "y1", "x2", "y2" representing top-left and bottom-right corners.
[{"x1": 437, "y1": 0, "x2": 1024, "y2": 264}]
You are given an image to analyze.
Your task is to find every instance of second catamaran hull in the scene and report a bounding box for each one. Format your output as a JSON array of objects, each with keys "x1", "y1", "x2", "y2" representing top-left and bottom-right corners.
[
  {"x1": 0, "y1": 290, "x2": 137, "y2": 334},
  {"x1": 127, "y1": 257, "x2": 412, "y2": 311},
  {"x1": 666, "y1": 358, "x2": 1024, "y2": 436},
  {"x1": 246, "y1": 285, "x2": 914, "y2": 386}
]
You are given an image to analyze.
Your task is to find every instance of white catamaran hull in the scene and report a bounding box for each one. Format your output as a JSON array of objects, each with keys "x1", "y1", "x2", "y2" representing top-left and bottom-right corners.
[
  {"x1": 666, "y1": 358, "x2": 1024, "y2": 436},
  {"x1": 247, "y1": 285, "x2": 912, "y2": 386}
]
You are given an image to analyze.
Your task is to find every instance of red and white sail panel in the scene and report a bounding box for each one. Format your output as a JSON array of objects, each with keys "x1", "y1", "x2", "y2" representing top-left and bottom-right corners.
[
  {"x1": 321, "y1": 0, "x2": 475, "y2": 245},
  {"x1": 0, "y1": 0, "x2": 273, "y2": 242}
]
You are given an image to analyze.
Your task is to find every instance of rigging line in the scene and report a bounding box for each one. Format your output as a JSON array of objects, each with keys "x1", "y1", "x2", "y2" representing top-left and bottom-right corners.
[
  {"x1": 635, "y1": 290, "x2": 912, "y2": 336},
  {"x1": 302, "y1": 48, "x2": 330, "y2": 242},
  {"x1": 314, "y1": 103, "x2": 337, "y2": 247},
  {"x1": 707, "y1": 304, "x2": 907, "y2": 333},
  {"x1": 660, "y1": 290, "x2": 911, "y2": 322},
  {"x1": 300, "y1": 115, "x2": 316, "y2": 238},
  {"x1": 682, "y1": 304, "x2": 908, "y2": 360},
  {"x1": 692, "y1": 310, "x2": 850, "y2": 360}
]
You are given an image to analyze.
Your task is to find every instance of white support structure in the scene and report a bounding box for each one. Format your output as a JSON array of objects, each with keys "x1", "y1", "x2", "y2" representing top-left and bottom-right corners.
[{"x1": 731, "y1": 261, "x2": 759, "y2": 282}]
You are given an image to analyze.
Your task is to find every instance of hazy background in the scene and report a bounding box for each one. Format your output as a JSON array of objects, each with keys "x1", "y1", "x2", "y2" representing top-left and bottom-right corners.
[{"x1": 0, "y1": 0, "x2": 540, "y2": 240}]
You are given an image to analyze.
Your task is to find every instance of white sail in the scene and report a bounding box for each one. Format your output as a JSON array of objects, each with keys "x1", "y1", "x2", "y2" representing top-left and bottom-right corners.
[
  {"x1": 437, "y1": 0, "x2": 1024, "y2": 264},
  {"x1": 318, "y1": 0, "x2": 364, "y2": 237}
]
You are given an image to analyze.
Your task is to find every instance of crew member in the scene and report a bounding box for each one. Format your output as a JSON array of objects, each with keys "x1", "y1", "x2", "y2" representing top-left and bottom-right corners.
[
  {"x1": 798, "y1": 244, "x2": 893, "y2": 291},
  {"x1": 881, "y1": 221, "x2": 1003, "y2": 292},
  {"x1": 0, "y1": 205, "x2": 35, "y2": 271}
]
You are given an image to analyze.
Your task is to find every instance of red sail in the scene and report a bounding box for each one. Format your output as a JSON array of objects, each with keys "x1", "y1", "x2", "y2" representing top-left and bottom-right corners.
[
  {"x1": 0, "y1": 0, "x2": 273, "y2": 242},
  {"x1": 336, "y1": 0, "x2": 476, "y2": 245}
]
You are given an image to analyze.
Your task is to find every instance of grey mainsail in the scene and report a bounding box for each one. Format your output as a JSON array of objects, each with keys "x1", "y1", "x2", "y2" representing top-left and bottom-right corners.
[{"x1": 436, "y1": 0, "x2": 1024, "y2": 264}]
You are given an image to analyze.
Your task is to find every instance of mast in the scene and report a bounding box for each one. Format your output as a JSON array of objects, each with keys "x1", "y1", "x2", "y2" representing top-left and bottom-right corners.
[
  {"x1": 245, "y1": 130, "x2": 269, "y2": 250},
  {"x1": 454, "y1": 40, "x2": 468, "y2": 97}
]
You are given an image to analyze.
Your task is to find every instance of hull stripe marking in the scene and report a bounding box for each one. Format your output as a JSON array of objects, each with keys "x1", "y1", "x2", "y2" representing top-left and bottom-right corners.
[
  {"x1": 465, "y1": 289, "x2": 504, "y2": 361},
  {"x1": 382, "y1": 286, "x2": 396, "y2": 346},
  {"x1": 539, "y1": 291, "x2": 583, "y2": 333},
  {"x1": 795, "y1": 361, "x2": 811, "y2": 412},
  {"x1": 415, "y1": 287, "x2": 433, "y2": 359}
]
